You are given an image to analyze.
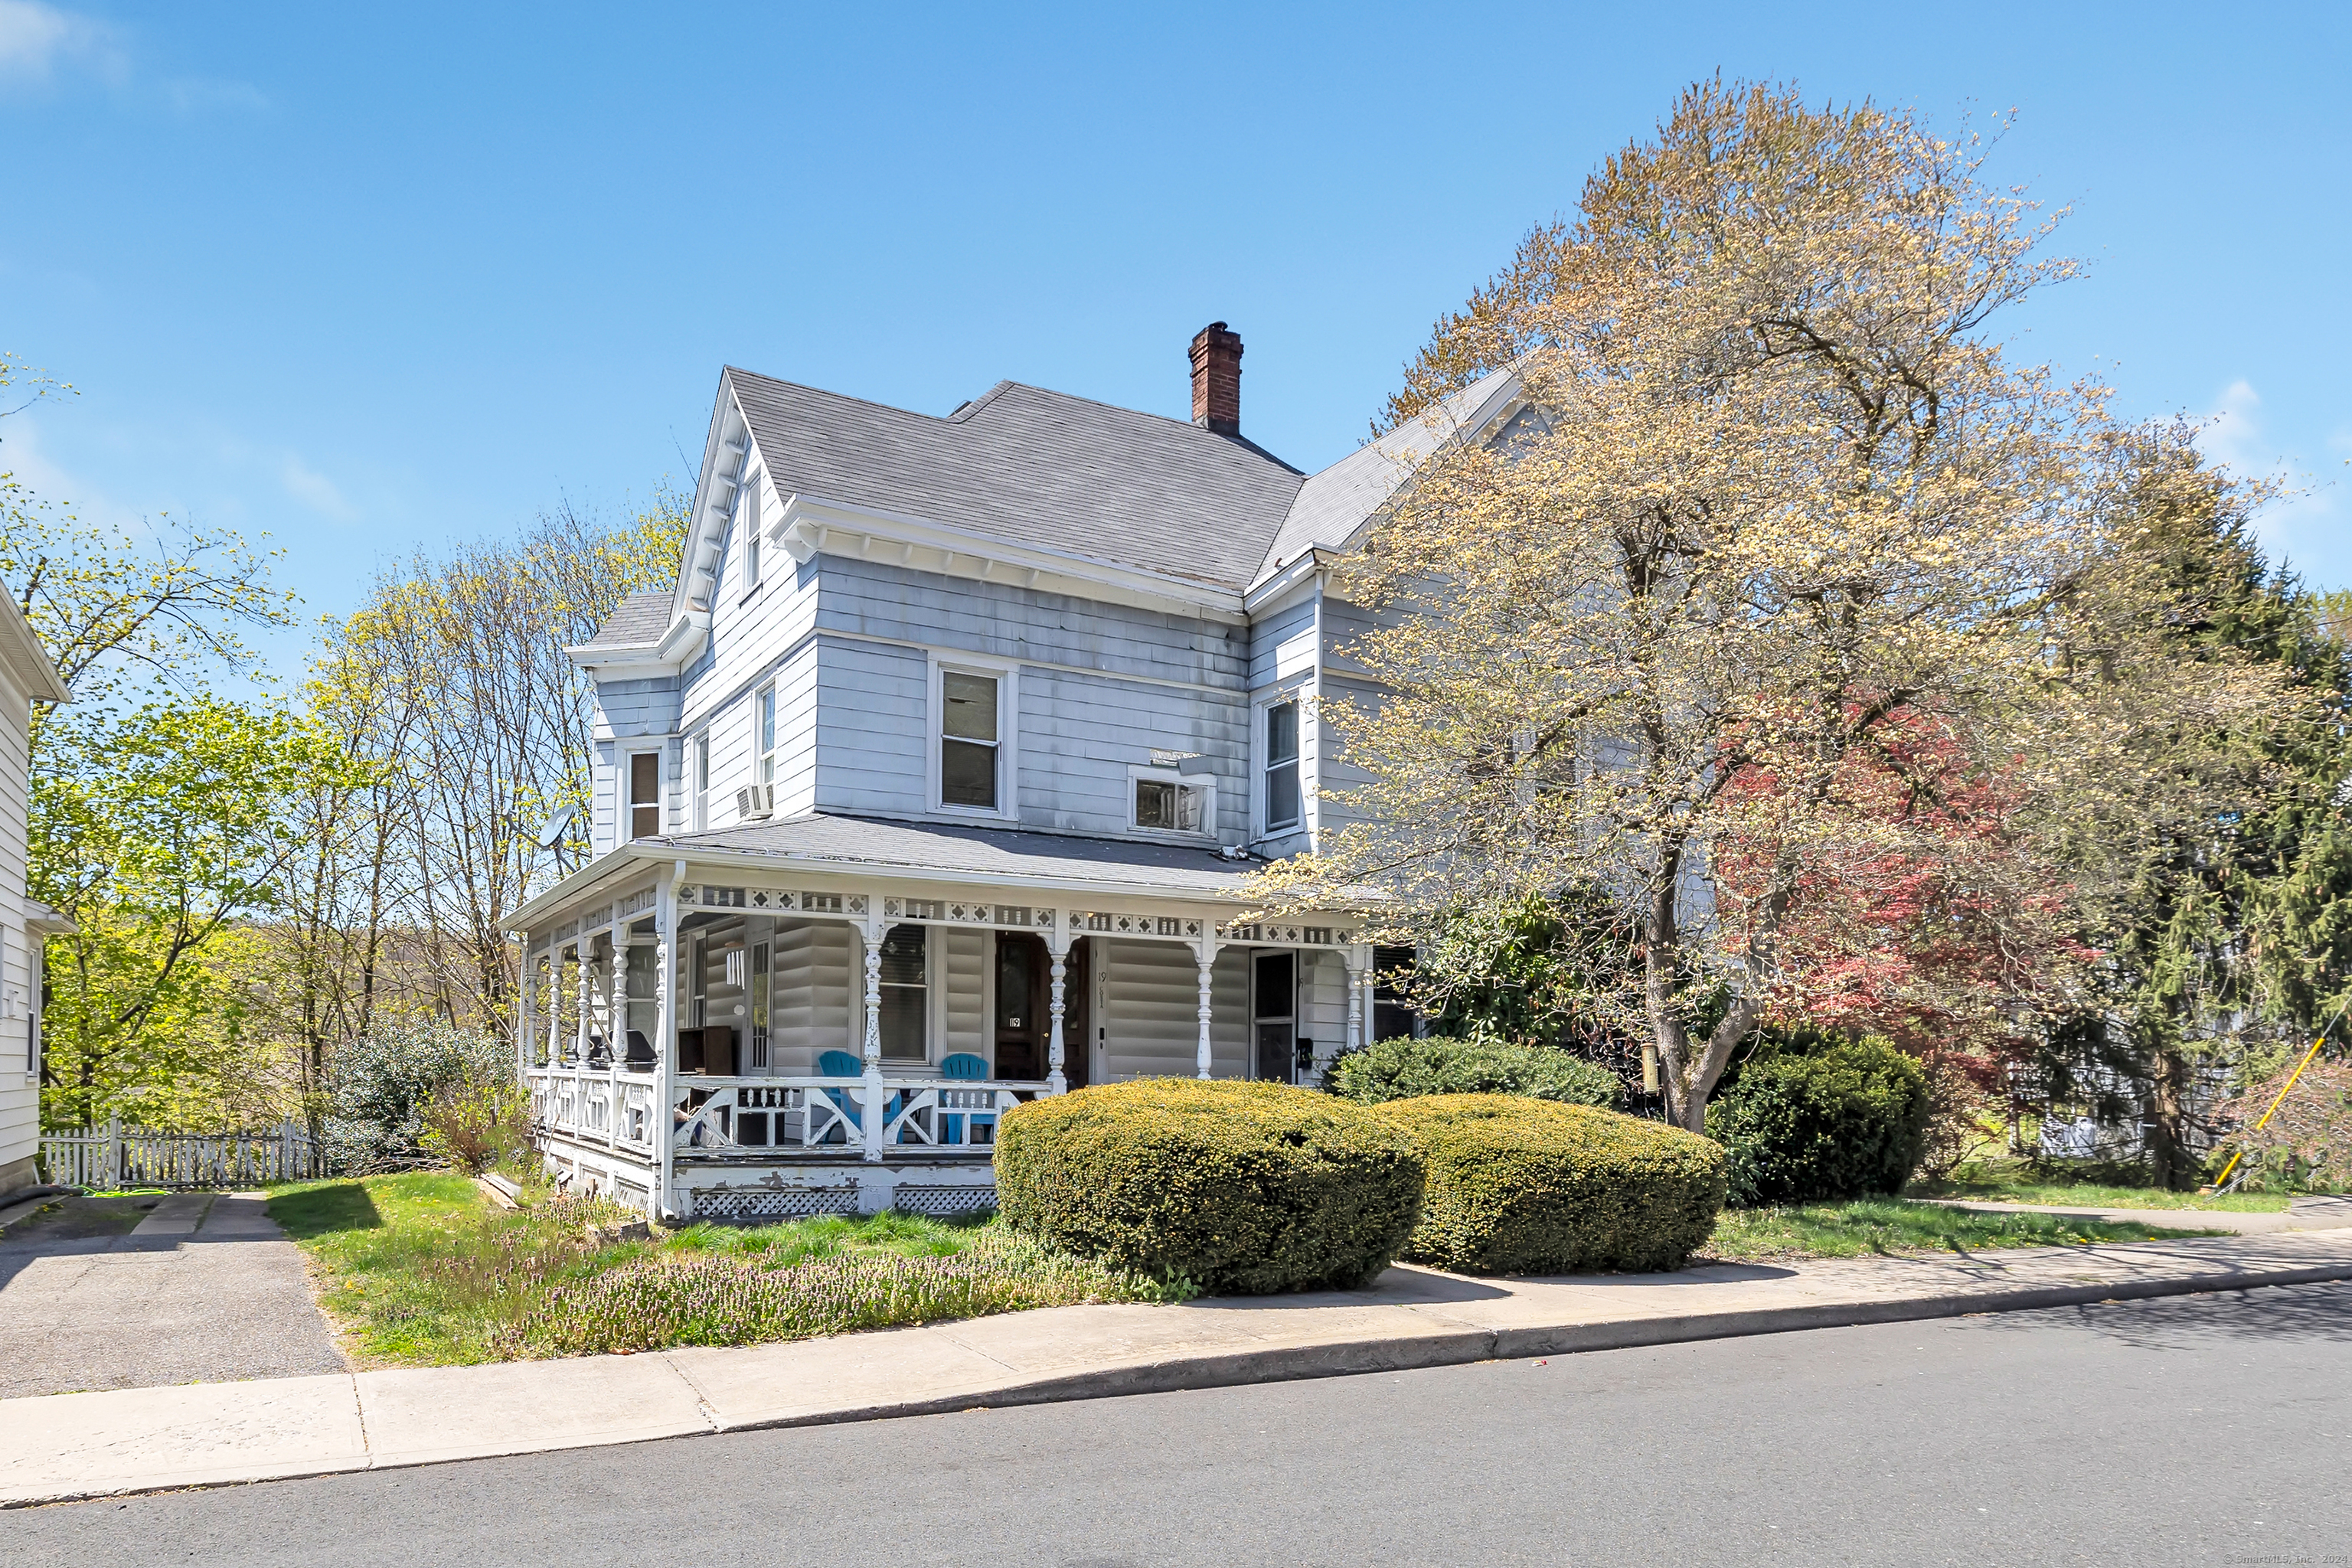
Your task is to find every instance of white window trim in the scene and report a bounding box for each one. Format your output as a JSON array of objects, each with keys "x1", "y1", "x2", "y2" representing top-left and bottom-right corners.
[
  {"x1": 927, "y1": 652, "x2": 1020, "y2": 822},
  {"x1": 1253, "y1": 687, "x2": 1308, "y2": 839},
  {"x1": 751, "y1": 681, "x2": 779, "y2": 803},
  {"x1": 1126, "y1": 763, "x2": 1216, "y2": 840},
  {"x1": 737, "y1": 469, "x2": 764, "y2": 603},
  {"x1": 690, "y1": 731, "x2": 710, "y2": 831},
  {"x1": 624, "y1": 748, "x2": 662, "y2": 843}
]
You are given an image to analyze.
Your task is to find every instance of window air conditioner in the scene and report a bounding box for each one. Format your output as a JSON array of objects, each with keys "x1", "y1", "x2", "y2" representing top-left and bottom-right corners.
[{"x1": 736, "y1": 782, "x2": 775, "y2": 820}]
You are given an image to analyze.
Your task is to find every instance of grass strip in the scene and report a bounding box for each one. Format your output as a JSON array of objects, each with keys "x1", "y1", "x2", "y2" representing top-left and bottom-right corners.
[
  {"x1": 1704, "y1": 1197, "x2": 2224, "y2": 1262},
  {"x1": 269, "y1": 1173, "x2": 1182, "y2": 1366}
]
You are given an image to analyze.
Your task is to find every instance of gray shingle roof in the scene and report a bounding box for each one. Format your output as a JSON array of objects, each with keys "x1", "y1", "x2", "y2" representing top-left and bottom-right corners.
[
  {"x1": 1254, "y1": 368, "x2": 1521, "y2": 582},
  {"x1": 642, "y1": 812, "x2": 1256, "y2": 897},
  {"x1": 579, "y1": 589, "x2": 673, "y2": 649},
  {"x1": 728, "y1": 370, "x2": 1306, "y2": 593}
]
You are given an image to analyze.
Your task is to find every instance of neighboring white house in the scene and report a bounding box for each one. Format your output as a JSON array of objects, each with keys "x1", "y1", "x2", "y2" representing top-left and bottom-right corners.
[
  {"x1": 0, "y1": 588, "x2": 69, "y2": 1201},
  {"x1": 511, "y1": 323, "x2": 1530, "y2": 1220}
]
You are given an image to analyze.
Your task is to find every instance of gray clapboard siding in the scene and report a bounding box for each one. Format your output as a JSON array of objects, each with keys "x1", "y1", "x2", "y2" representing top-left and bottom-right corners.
[
  {"x1": 1299, "y1": 950, "x2": 1349, "y2": 1078},
  {"x1": 1017, "y1": 668, "x2": 1248, "y2": 838},
  {"x1": 812, "y1": 638, "x2": 929, "y2": 816},
  {"x1": 816, "y1": 555, "x2": 1249, "y2": 690},
  {"x1": 769, "y1": 917, "x2": 854, "y2": 1070},
  {"x1": 1247, "y1": 594, "x2": 1316, "y2": 689}
]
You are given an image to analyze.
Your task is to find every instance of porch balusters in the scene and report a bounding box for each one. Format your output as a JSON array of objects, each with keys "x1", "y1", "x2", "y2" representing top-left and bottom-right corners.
[
  {"x1": 858, "y1": 919, "x2": 886, "y2": 1161},
  {"x1": 1045, "y1": 936, "x2": 1069, "y2": 1096}
]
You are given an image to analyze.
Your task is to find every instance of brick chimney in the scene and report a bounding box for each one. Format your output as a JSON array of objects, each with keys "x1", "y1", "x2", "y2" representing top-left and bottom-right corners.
[{"x1": 1188, "y1": 322, "x2": 1243, "y2": 435}]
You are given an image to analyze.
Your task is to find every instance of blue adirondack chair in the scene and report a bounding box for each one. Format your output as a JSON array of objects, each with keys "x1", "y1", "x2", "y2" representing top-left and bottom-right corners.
[
  {"x1": 939, "y1": 1053, "x2": 994, "y2": 1145},
  {"x1": 813, "y1": 1050, "x2": 861, "y2": 1143}
]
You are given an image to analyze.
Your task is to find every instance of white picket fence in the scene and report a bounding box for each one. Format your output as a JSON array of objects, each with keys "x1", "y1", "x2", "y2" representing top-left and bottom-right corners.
[{"x1": 39, "y1": 1117, "x2": 324, "y2": 1189}]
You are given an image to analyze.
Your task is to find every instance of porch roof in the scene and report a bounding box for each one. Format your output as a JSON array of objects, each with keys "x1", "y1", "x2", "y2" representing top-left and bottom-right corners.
[
  {"x1": 653, "y1": 812, "x2": 1256, "y2": 894},
  {"x1": 511, "y1": 812, "x2": 1268, "y2": 929}
]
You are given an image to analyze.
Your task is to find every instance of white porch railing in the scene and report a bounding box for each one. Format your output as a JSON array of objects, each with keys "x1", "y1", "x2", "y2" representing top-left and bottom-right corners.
[
  {"x1": 528, "y1": 1066, "x2": 662, "y2": 1156},
  {"x1": 668, "y1": 1075, "x2": 1037, "y2": 1156},
  {"x1": 40, "y1": 1118, "x2": 324, "y2": 1189}
]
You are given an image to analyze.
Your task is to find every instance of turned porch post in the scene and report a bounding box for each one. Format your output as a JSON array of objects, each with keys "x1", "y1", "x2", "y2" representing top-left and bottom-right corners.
[
  {"x1": 573, "y1": 940, "x2": 591, "y2": 1065},
  {"x1": 516, "y1": 936, "x2": 534, "y2": 1079},
  {"x1": 858, "y1": 913, "x2": 886, "y2": 1161},
  {"x1": 547, "y1": 945, "x2": 564, "y2": 1067},
  {"x1": 1344, "y1": 946, "x2": 1368, "y2": 1057},
  {"x1": 1193, "y1": 939, "x2": 1217, "y2": 1080},
  {"x1": 1047, "y1": 916, "x2": 1072, "y2": 1096},
  {"x1": 653, "y1": 867, "x2": 681, "y2": 1220},
  {"x1": 607, "y1": 925, "x2": 627, "y2": 1069}
]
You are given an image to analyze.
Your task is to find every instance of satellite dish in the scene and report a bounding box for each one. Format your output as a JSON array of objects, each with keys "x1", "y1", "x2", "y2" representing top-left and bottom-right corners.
[{"x1": 536, "y1": 805, "x2": 577, "y2": 851}]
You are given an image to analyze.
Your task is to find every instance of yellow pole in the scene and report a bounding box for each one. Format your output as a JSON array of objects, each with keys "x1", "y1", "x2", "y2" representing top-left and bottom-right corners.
[{"x1": 2210, "y1": 1035, "x2": 2328, "y2": 1191}]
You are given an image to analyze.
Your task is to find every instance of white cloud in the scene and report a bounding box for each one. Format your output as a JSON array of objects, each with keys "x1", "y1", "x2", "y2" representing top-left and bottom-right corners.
[
  {"x1": 0, "y1": 0, "x2": 118, "y2": 85},
  {"x1": 2195, "y1": 378, "x2": 2339, "y2": 568},
  {"x1": 0, "y1": 2, "x2": 260, "y2": 111},
  {"x1": 279, "y1": 456, "x2": 355, "y2": 523}
]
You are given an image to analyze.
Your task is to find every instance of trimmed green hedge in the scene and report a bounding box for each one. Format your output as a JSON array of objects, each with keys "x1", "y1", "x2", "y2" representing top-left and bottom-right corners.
[
  {"x1": 1377, "y1": 1094, "x2": 1726, "y2": 1275},
  {"x1": 994, "y1": 1079, "x2": 1426, "y2": 1295},
  {"x1": 1704, "y1": 1037, "x2": 1931, "y2": 1206},
  {"x1": 1325, "y1": 1037, "x2": 1624, "y2": 1109}
]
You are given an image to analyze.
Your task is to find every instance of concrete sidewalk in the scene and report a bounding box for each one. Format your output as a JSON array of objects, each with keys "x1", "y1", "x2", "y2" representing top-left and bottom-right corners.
[
  {"x1": 1913, "y1": 1194, "x2": 2352, "y2": 1236},
  {"x1": 6, "y1": 1227, "x2": 2351, "y2": 1508}
]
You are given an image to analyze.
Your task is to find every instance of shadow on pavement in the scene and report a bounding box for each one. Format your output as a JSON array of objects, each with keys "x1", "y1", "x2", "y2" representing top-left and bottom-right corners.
[{"x1": 1972, "y1": 1279, "x2": 2352, "y2": 1349}]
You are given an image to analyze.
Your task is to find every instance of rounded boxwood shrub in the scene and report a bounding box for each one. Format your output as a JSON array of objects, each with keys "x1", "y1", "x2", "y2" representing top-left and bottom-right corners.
[
  {"x1": 994, "y1": 1078, "x2": 1425, "y2": 1295},
  {"x1": 1703, "y1": 1037, "x2": 1932, "y2": 1207},
  {"x1": 1377, "y1": 1095, "x2": 1725, "y2": 1275},
  {"x1": 1325, "y1": 1037, "x2": 1624, "y2": 1109}
]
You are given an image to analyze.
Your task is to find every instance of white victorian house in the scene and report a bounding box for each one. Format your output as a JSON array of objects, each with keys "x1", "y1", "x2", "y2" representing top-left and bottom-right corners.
[
  {"x1": 0, "y1": 588, "x2": 69, "y2": 1202},
  {"x1": 512, "y1": 324, "x2": 1528, "y2": 1220}
]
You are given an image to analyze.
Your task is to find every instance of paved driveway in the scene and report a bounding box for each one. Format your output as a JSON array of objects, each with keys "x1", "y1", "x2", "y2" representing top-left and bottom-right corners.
[{"x1": 0, "y1": 1193, "x2": 345, "y2": 1398}]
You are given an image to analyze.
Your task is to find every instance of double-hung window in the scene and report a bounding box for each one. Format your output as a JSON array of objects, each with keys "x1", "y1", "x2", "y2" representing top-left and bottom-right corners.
[
  {"x1": 1263, "y1": 700, "x2": 1302, "y2": 831},
  {"x1": 691, "y1": 733, "x2": 710, "y2": 830},
  {"x1": 877, "y1": 923, "x2": 928, "y2": 1061},
  {"x1": 627, "y1": 752, "x2": 660, "y2": 840},
  {"x1": 756, "y1": 686, "x2": 777, "y2": 788},
  {"x1": 739, "y1": 472, "x2": 762, "y2": 595},
  {"x1": 939, "y1": 671, "x2": 1000, "y2": 811}
]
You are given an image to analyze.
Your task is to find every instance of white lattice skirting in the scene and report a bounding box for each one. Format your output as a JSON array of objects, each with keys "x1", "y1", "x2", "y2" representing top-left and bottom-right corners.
[
  {"x1": 891, "y1": 1184, "x2": 1001, "y2": 1217},
  {"x1": 691, "y1": 1187, "x2": 861, "y2": 1220}
]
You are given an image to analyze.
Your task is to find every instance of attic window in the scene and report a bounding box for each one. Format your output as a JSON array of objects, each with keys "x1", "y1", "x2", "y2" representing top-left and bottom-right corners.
[{"x1": 1135, "y1": 776, "x2": 1206, "y2": 834}]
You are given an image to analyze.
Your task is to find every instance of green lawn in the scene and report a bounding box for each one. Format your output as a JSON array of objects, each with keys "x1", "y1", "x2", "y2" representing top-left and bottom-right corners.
[
  {"x1": 1906, "y1": 1158, "x2": 2288, "y2": 1213},
  {"x1": 1704, "y1": 1198, "x2": 2223, "y2": 1262},
  {"x1": 266, "y1": 1173, "x2": 1184, "y2": 1366}
]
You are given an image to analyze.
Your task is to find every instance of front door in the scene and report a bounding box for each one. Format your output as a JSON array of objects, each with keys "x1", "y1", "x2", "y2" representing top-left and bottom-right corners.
[
  {"x1": 1253, "y1": 951, "x2": 1296, "y2": 1084},
  {"x1": 1061, "y1": 939, "x2": 1092, "y2": 1090},
  {"x1": 994, "y1": 933, "x2": 1047, "y2": 1080}
]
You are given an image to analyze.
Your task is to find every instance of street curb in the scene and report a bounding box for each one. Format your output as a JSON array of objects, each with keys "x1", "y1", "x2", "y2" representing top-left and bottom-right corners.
[
  {"x1": 708, "y1": 1253, "x2": 2352, "y2": 1435},
  {"x1": 11, "y1": 1251, "x2": 2352, "y2": 1508}
]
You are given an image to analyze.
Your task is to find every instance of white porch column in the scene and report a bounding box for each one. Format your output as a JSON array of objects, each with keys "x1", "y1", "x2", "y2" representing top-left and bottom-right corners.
[
  {"x1": 608, "y1": 926, "x2": 627, "y2": 1067},
  {"x1": 858, "y1": 911, "x2": 886, "y2": 1162},
  {"x1": 1194, "y1": 939, "x2": 1217, "y2": 1080},
  {"x1": 573, "y1": 941, "x2": 590, "y2": 1064},
  {"x1": 653, "y1": 867, "x2": 681, "y2": 1220},
  {"x1": 1046, "y1": 917, "x2": 1072, "y2": 1096},
  {"x1": 547, "y1": 947, "x2": 563, "y2": 1067},
  {"x1": 1344, "y1": 946, "x2": 1368, "y2": 1058},
  {"x1": 515, "y1": 936, "x2": 533, "y2": 1080}
]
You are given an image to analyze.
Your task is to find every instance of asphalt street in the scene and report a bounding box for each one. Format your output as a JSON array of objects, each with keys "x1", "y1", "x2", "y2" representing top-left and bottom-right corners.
[{"x1": 15, "y1": 1280, "x2": 2352, "y2": 1566}]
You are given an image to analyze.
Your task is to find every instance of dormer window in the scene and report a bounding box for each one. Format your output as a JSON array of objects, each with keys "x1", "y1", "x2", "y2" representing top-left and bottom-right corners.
[
  {"x1": 1264, "y1": 700, "x2": 1302, "y2": 831},
  {"x1": 940, "y1": 670, "x2": 1000, "y2": 811}
]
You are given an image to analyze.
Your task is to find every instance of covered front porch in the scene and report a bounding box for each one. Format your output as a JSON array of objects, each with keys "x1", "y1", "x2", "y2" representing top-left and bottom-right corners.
[{"x1": 512, "y1": 815, "x2": 1373, "y2": 1220}]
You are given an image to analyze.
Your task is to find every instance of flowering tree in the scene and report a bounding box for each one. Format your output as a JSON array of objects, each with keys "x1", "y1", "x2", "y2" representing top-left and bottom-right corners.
[{"x1": 1250, "y1": 80, "x2": 2285, "y2": 1132}]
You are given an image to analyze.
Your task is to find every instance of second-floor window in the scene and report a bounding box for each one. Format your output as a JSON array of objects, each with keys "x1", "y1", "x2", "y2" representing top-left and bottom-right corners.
[
  {"x1": 627, "y1": 752, "x2": 659, "y2": 840},
  {"x1": 1264, "y1": 700, "x2": 1302, "y2": 831},
  {"x1": 940, "y1": 670, "x2": 999, "y2": 811},
  {"x1": 691, "y1": 733, "x2": 710, "y2": 830},
  {"x1": 740, "y1": 472, "x2": 762, "y2": 594},
  {"x1": 756, "y1": 685, "x2": 778, "y2": 789}
]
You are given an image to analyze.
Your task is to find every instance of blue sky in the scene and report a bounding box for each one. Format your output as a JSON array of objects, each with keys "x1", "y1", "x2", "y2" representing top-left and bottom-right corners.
[{"x1": 5, "y1": 2, "x2": 2348, "y2": 676}]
